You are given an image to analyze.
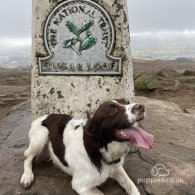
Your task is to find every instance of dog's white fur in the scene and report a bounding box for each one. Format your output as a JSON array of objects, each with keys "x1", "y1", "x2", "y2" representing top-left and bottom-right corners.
[{"x1": 20, "y1": 103, "x2": 141, "y2": 195}]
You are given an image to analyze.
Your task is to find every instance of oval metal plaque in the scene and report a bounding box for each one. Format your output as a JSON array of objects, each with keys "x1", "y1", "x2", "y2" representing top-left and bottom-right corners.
[{"x1": 39, "y1": 0, "x2": 122, "y2": 75}]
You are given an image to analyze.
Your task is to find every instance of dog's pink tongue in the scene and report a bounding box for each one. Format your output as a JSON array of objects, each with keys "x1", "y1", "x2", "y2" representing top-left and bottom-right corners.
[{"x1": 124, "y1": 127, "x2": 154, "y2": 149}]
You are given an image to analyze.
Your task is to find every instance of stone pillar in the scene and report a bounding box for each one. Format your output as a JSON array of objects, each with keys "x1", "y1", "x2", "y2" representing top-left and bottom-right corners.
[{"x1": 32, "y1": 0, "x2": 134, "y2": 119}]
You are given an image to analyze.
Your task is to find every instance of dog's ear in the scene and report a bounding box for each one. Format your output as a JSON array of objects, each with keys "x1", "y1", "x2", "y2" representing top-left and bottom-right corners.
[{"x1": 83, "y1": 118, "x2": 102, "y2": 172}]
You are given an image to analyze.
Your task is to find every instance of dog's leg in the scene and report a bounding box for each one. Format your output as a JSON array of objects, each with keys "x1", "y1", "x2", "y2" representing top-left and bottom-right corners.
[
  {"x1": 74, "y1": 187, "x2": 104, "y2": 195},
  {"x1": 111, "y1": 166, "x2": 140, "y2": 195},
  {"x1": 72, "y1": 176, "x2": 104, "y2": 195},
  {"x1": 20, "y1": 121, "x2": 49, "y2": 188},
  {"x1": 20, "y1": 154, "x2": 35, "y2": 189}
]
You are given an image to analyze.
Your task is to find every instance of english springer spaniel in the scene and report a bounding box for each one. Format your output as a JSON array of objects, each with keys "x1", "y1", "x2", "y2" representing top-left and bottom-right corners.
[{"x1": 20, "y1": 99, "x2": 154, "y2": 195}]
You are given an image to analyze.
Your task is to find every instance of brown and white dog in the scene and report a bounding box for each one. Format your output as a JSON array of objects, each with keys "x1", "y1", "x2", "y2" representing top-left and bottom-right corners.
[{"x1": 20, "y1": 99, "x2": 154, "y2": 195}]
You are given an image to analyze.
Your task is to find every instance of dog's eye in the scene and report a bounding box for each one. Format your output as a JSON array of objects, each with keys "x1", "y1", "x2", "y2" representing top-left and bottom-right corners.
[{"x1": 108, "y1": 107, "x2": 118, "y2": 115}]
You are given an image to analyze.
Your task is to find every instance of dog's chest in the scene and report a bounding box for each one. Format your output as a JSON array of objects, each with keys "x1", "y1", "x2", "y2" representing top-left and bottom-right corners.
[
  {"x1": 62, "y1": 120, "x2": 110, "y2": 183},
  {"x1": 101, "y1": 141, "x2": 130, "y2": 163}
]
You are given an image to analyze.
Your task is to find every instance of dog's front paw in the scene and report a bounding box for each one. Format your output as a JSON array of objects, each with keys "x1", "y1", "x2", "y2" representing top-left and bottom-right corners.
[{"x1": 20, "y1": 171, "x2": 34, "y2": 189}]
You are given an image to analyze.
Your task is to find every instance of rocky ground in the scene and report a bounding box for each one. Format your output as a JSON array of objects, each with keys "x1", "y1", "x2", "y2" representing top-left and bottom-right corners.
[
  {"x1": 133, "y1": 59, "x2": 195, "y2": 113},
  {"x1": 0, "y1": 68, "x2": 30, "y2": 119},
  {"x1": 0, "y1": 60, "x2": 195, "y2": 195}
]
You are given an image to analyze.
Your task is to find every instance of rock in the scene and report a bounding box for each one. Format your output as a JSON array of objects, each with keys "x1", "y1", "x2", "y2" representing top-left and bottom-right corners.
[
  {"x1": 178, "y1": 77, "x2": 195, "y2": 90},
  {"x1": 133, "y1": 72, "x2": 145, "y2": 80},
  {"x1": 156, "y1": 68, "x2": 180, "y2": 78},
  {"x1": 178, "y1": 76, "x2": 195, "y2": 84},
  {"x1": 136, "y1": 96, "x2": 182, "y2": 113},
  {"x1": 134, "y1": 68, "x2": 195, "y2": 93},
  {"x1": 0, "y1": 98, "x2": 195, "y2": 195},
  {"x1": 174, "y1": 79, "x2": 181, "y2": 91},
  {"x1": 7, "y1": 100, "x2": 30, "y2": 116},
  {"x1": 158, "y1": 78, "x2": 181, "y2": 91},
  {"x1": 184, "y1": 108, "x2": 195, "y2": 115},
  {"x1": 0, "y1": 95, "x2": 6, "y2": 98},
  {"x1": 135, "y1": 74, "x2": 160, "y2": 91},
  {"x1": 0, "y1": 101, "x2": 6, "y2": 106},
  {"x1": 136, "y1": 96, "x2": 195, "y2": 195},
  {"x1": 6, "y1": 76, "x2": 15, "y2": 81},
  {"x1": 183, "y1": 70, "x2": 195, "y2": 77}
]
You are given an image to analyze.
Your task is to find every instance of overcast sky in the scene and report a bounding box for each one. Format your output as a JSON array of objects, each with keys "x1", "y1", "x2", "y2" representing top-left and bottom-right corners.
[
  {"x1": 0, "y1": 0, "x2": 31, "y2": 39},
  {"x1": 0, "y1": 0, "x2": 194, "y2": 40},
  {"x1": 128, "y1": 0, "x2": 195, "y2": 33}
]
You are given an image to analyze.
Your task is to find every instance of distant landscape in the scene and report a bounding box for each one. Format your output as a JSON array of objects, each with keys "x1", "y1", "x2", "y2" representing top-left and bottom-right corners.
[
  {"x1": 0, "y1": 32, "x2": 195, "y2": 69},
  {"x1": 0, "y1": 49, "x2": 30, "y2": 69},
  {"x1": 131, "y1": 31, "x2": 195, "y2": 61}
]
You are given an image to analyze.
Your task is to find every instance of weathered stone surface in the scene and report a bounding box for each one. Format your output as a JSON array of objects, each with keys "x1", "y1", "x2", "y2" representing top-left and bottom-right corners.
[
  {"x1": 157, "y1": 68, "x2": 180, "y2": 78},
  {"x1": 158, "y1": 77, "x2": 181, "y2": 91},
  {"x1": 0, "y1": 97, "x2": 195, "y2": 195},
  {"x1": 135, "y1": 96, "x2": 195, "y2": 195},
  {"x1": 134, "y1": 74, "x2": 160, "y2": 91},
  {"x1": 136, "y1": 96, "x2": 182, "y2": 113},
  {"x1": 183, "y1": 69, "x2": 195, "y2": 77},
  {"x1": 184, "y1": 108, "x2": 195, "y2": 115},
  {"x1": 178, "y1": 76, "x2": 195, "y2": 84},
  {"x1": 134, "y1": 68, "x2": 195, "y2": 92},
  {"x1": 32, "y1": 0, "x2": 134, "y2": 119},
  {"x1": 0, "y1": 101, "x2": 6, "y2": 106},
  {"x1": 0, "y1": 69, "x2": 31, "y2": 119}
]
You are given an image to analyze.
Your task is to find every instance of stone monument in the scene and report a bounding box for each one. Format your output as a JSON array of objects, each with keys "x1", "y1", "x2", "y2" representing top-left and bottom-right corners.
[{"x1": 32, "y1": 0, "x2": 134, "y2": 118}]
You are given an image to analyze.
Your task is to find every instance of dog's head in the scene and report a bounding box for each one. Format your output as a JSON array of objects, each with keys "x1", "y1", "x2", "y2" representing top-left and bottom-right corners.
[{"x1": 84, "y1": 99, "x2": 154, "y2": 171}]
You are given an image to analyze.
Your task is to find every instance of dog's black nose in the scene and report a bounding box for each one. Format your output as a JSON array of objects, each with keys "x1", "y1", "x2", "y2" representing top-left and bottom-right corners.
[{"x1": 132, "y1": 104, "x2": 145, "y2": 113}]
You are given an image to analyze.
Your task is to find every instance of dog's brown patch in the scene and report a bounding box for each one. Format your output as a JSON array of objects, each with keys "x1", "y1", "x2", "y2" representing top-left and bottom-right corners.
[
  {"x1": 42, "y1": 114, "x2": 72, "y2": 166},
  {"x1": 84, "y1": 100, "x2": 131, "y2": 172}
]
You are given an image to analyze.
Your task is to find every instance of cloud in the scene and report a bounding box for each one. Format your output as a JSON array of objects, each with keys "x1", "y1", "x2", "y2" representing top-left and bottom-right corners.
[
  {"x1": 131, "y1": 30, "x2": 195, "y2": 37},
  {"x1": 128, "y1": 0, "x2": 195, "y2": 32},
  {"x1": 0, "y1": 38, "x2": 31, "y2": 49},
  {"x1": 0, "y1": 0, "x2": 194, "y2": 40},
  {"x1": 0, "y1": 0, "x2": 31, "y2": 38}
]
